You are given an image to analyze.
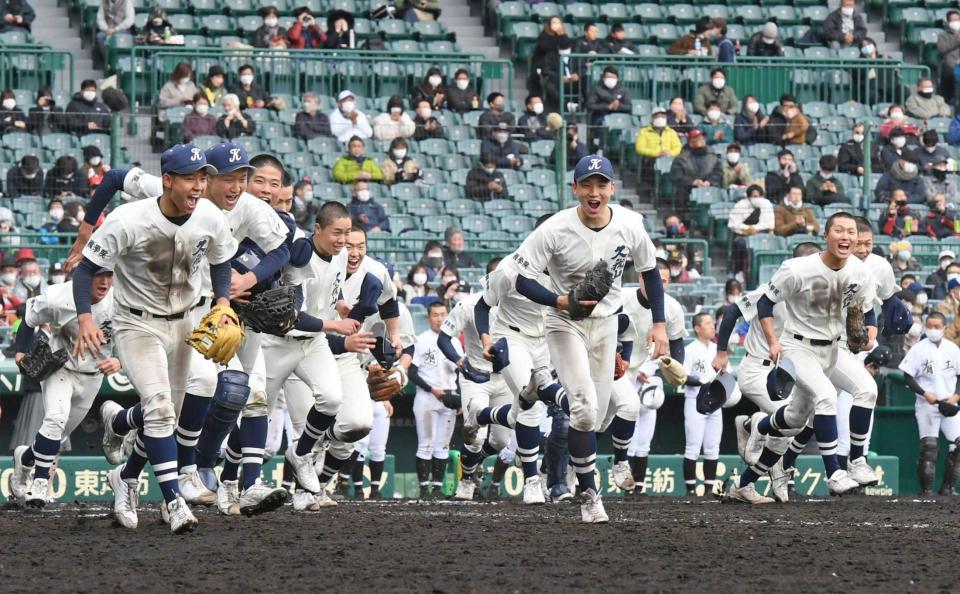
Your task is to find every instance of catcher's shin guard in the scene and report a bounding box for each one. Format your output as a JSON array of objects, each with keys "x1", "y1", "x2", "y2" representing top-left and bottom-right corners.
[{"x1": 195, "y1": 370, "x2": 251, "y2": 469}]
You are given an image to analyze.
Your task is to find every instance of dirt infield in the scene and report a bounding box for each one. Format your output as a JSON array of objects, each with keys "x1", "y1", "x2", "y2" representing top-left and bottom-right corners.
[{"x1": 1, "y1": 495, "x2": 958, "y2": 593}]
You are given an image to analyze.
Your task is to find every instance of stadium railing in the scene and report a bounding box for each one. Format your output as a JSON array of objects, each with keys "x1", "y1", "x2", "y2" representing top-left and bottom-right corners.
[{"x1": 0, "y1": 45, "x2": 75, "y2": 97}]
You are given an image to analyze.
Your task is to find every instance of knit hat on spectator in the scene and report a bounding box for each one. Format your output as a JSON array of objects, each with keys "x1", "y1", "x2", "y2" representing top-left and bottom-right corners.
[
  {"x1": 762, "y1": 22, "x2": 778, "y2": 39},
  {"x1": 15, "y1": 248, "x2": 36, "y2": 265},
  {"x1": 83, "y1": 145, "x2": 103, "y2": 161}
]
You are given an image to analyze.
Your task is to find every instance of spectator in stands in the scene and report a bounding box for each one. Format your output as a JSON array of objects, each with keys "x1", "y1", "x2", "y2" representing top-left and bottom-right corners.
[
  {"x1": 330, "y1": 90, "x2": 373, "y2": 143},
  {"x1": 0, "y1": 0, "x2": 34, "y2": 33},
  {"x1": 518, "y1": 95, "x2": 550, "y2": 142},
  {"x1": 780, "y1": 102, "x2": 810, "y2": 145},
  {"x1": 838, "y1": 123, "x2": 880, "y2": 175},
  {"x1": 481, "y1": 122, "x2": 525, "y2": 169},
  {"x1": 880, "y1": 127, "x2": 913, "y2": 170},
  {"x1": 700, "y1": 101, "x2": 733, "y2": 145},
  {"x1": 876, "y1": 157, "x2": 929, "y2": 203},
  {"x1": 291, "y1": 179, "x2": 316, "y2": 228},
  {"x1": 899, "y1": 275, "x2": 917, "y2": 291},
  {"x1": 586, "y1": 66, "x2": 631, "y2": 131},
  {"x1": 43, "y1": 155, "x2": 86, "y2": 198},
  {"x1": 761, "y1": 93, "x2": 795, "y2": 145},
  {"x1": 728, "y1": 186, "x2": 775, "y2": 280},
  {"x1": 804, "y1": 155, "x2": 846, "y2": 206},
  {"x1": 563, "y1": 124, "x2": 588, "y2": 170},
  {"x1": 0, "y1": 208, "x2": 20, "y2": 248},
  {"x1": 925, "y1": 194, "x2": 959, "y2": 240},
  {"x1": 573, "y1": 22, "x2": 604, "y2": 55},
  {"x1": 927, "y1": 251, "x2": 957, "y2": 298},
  {"x1": 347, "y1": 181, "x2": 390, "y2": 233},
  {"x1": 231, "y1": 64, "x2": 271, "y2": 111},
  {"x1": 635, "y1": 110, "x2": 682, "y2": 160},
  {"x1": 324, "y1": 10, "x2": 356, "y2": 49},
  {"x1": 764, "y1": 149, "x2": 803, "y2": 202},
  {"x1": 288, "y1": 7, "x2": 322, "y2": 49},
  {"x1": 418, "y1": 241, "x2": 445, "y2": 281},
  {"x1": 927, "y1": 156, "x2": 957, "y2": 204},
  {"x1": 372, "y1": 96, "x2": 416, "y2": 142},
  {"x1": 880, "y1": 105, "x2": 920, "y2": 142},
  {"x1": 403, "y1": 263, "x2": 433, "y2": 302},
  {"x1": 466, "y1": 153, "x2": 508, "y2": 202},
  {"x1": 27, "y1": 88, "x2": 60, "y2": 135},
  {"x1": 252, "y1": 6, "x2": 288, "y2": 48},
  {"x1": 857, "y1": 39, "x2": 906, "y2": 105},
  {"x1": 724, "y1": 278, "x2": 743, "y2": 305},
  {"x1": 47, "y1": 261, "x2": 65, "y2": 285},
  {"x1": 0, "y1": 89, "x2": 27, "y2": 134},
  {"x1": 81, "y1": 145, "x2": 108, "y2": 196},
  {"x1": 529, "y1": 16, "x2": 571, "y2": 100},
  {"x1": 381, "y1": 137, "x2": 421, "y2": 185},
  {"x1": 446, "y1": 69, "x2": 479, "y2": 114},
  {"x1": 95, "y1": 0, "x2": 134, "y2": 68},
  {"x1": 216, "y1": 93, "x2": 255, "y2": 139},
  {"x1": 478, "y1": 92, "x2": 514, "y2": 139},
  {"x1": 13, "y1": 256, "x2": 44, "y2": 302},
  {"x1": 400, "y1": 0, "x2": 439, "y2": 23},
  {"x1": 939, "y1": 279, "x2": 960, "y2": 323},
  {"x1": 666, "y1": 96, "x2": 694, "y2": 137},
  {"x1": 721, "y1": 143, "x2": 751, "y2": 187},
  {"x1": 712, "y1": 18, "x2": 735, "y2": 63},
  {"x1": 906, "y1": 79, "x2": 953, "y2": 121},
  {"x1": 747, "y1": 22, "x2": 784, "y2": 57},
  {"x1": 201, "y1": 65, "x2": 226, "y2": 107},
  {"x1": 293, "y1": 92, "x2": 331, "y2": 141},
  {"x1": 734, "y1": 95, "x2": 769, "y2": 145},
  {"x1": 333, "y1": 136, "x2": 384, "y2": 184},
  {"x1": 158, "y1": 62, "x2": 198, "y2": 116},
  {"x1": 889, "y1": 240, "x2": 921, "y2": 274},
  {"x1": 604, "y1": 23, "x2": 638, "y2": 55},
  {"x1": 918, "y1": 130, "x2": 952, "y2": 174},
  {"x1": 938, "y1": 11, "x2": 960, "y2": 103},
  {"x1": 6, "y1": 154, "x2": 42, "y2": 197},
  {"x1": 775, "y1": 185, "x2": 819, "y2": 237},
  {"x1": 38, "y1": 198, "x2": 63, "y2": 244},
  {"x1": 412, "y1": 98, "x2": 443, "y2": 141},
  {"x1": 181, "y1": 92, "x2": 216, "y2": 142},
  {"x1": 412, "y1": 67, "x2": 447, "y2": 112},
  {"x1": 543, "y1": 36, "x2": 580, "y2": 114},
  {"x1": 668, "y1": 16, "x2": 713, "y2": 56},
  {"x1": 695, "y1": 69, "x2": 738, "y2": 117},
  {"x1": 142, "y1": 5, "x2": 175, "y2": 44},
  {"x1": 65, "y1": 80, "x2": 111, "y2": 135},
  {"x1": 822, "y1": 0, "x2": 866, "y2": 49},
  {"x1": 878, "y1": 190, "x2": 921, "y2": 238},
  {"x1": 670, "y1": 129, "x2": 722, "y2": 205},
  {"x1": 58, "y1": 201, "x2": 83, "y2": 234},
  {"x1": 442, "y1": 227, "x2": 479, "y2": 270}
]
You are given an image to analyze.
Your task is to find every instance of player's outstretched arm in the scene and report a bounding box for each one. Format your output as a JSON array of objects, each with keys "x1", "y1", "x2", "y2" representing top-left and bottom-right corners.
[
  {"x1": 66, "y1": 169, "x2": 129, "y2": 271},
  {"x1": 640, "y1": 267, "x2": 668, "y2": 358},
  {"x1": 436, "y1": 331, "x2": 463, "y2": 367},
  {"x1": 71, "y1": 258, "x2": 106, "y2": 358},
  {"x1": 13, "y1": 317, "x2": 35, "y2": 364},
  {"x1": 756, "y1": 295, "x2": 781, "y2": 362},
  {"x1": 904, "y1": 372, "x2": 938, "y2": 404},
  {"x1": 713, "y1": 302, "x2": 743, "y2": 370}
]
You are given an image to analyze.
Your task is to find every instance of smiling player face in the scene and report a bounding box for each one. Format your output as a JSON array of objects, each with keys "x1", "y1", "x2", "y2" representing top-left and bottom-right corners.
[
  {"x1": 247, "y1": 163, "x2": 283, "y2": 203},
  {"x1": 313, "y1": 215, "x2": 352, "y2": 256},
  {"x1": 163, "y1": 170, "x2": 208, "y2": 216},
  {"x1": 206, "y1": 170, "x2": 248, "y2": 211},
  {"x1": 573, "y1": 175, "x2": 615, "y2": 225},
  {"x1": 345, "y1": 229, "x2": 367, "y2": 273},
  {"x1": 825, "y1": 215, "x2": 857, "y2": 263}
]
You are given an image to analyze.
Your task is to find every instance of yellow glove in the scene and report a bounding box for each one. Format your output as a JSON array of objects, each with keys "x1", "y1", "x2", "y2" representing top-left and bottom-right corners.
[
  {"x1": 186, "y1": 304, "x2": 244, "y2": 364},
  {"x1": 658, "y1": 356, "x2": 687, "y2": 387}
]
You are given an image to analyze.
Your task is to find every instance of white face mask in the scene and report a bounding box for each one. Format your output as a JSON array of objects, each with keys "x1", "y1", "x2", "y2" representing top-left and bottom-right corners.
[
  {"x1": 951, "y1": 20, "x2": 960, "y2": 31},
  {"x1": 726, "y1": 152, "x2": 740, "y2": 164},
  {"x1": 903, "y1": 161, "x2": 918, "y2": 174},
  {"x1": 195, "y1": 103, "x2": 209, "y2": 116},
  {"x1": 841, "y1": 6, "x2": 854, "y2": 16},
  {"x1": 532, "y1": 102, "x2": 544, "y2": 115},
  {"x1": 917, "y1": 293, "x2": 929, "y2": 306},
  {"x1": 413, "y1": 272, "x2": 427, "y2": 286},
  {"x1": 482, "y1": 166, "x2": 496, "y2": 174},
  {"x1": 892, "y1": 136, "x2": 907, "y2": 148},
  {"x1": 0, "y1": 273, "x2": 14, "y2": 286},
  {"x1": 49, "y1": 208, "x2": 64, "y2": 221},
  {"x1": 50, "y1": 274, "x2": 65, "y2": 284},
  {"x1": 340, "y1": 100, "x2": 355, "y2": 114},
  {"x1": 21, "y1": 275, "x2": 41, "y2": 288},
  {"x1": 1, "y1": 98, "x2": 14, "y2": 110},
  {"x1": 707, "y1": 109, "x2": 722, "y2": 121},
  {"x1": 861, "y1": 44, "x2": 875, "y2": 56},
  {"x1": 762, "y1": 36, "x2": 776, "y2": 44},
  {"x1": 89, "y1": 156, "x2": 102, "y2": 167},
  {"x1": 652, "y1": 117, "x2": 667, "y2": 128},
  {"x1": 746, "y1": 101, "x2": 759, "y2": 114},
  {"x1": 303, "y1": 101, "x2": 316, "y2": 113},
  {"x1": 82, "y1": 90, "x2": 96, "y2": 102},
  {"x1": 240, "y1": 74, "x2": 254, "y2": 86},
  {"x1": 390, "y1": 107, "x2": 402, "y2": 116},
  {"x1": 898, "y1": 250, "x2": 913, "y2": 261},
  {"x1": 495, "y1": 132, "x2": 510, "y2": 144},
  {"x1": 264, "y1": 17, "x2": 278, "y2": 27},
  {"x1": 603, "y1": 77, "x2": 618, "y2": 89},
  {"x1": 889, "y1": 110, "x2": 904, "y2": 120},
  {"x1": 455, "y1": 79, "x2": 469, "y2": 91},
  {"x1": 712, "y1": 78, "x2": 725, "y2": 90},
  {"x1": 820, "y1": 169, "x2": 833, "y2": 179},
  {"x1": 852, "y1": 133, "x2": 865, "y2": 143},
  {"x1": 941, "y1": 259, "x2": 953, "y2": 270},
  {"x1": 926, "y1": 145, "x2": 938, "y2": 153},
  {"x1": 417, "y1": 108, "x2": 432, "y2": 120},
  {"x1": 179, "y1": 77, "x2": 190, "y2": 86},
  {"x1": 393, "y1": 148, "x2": 407, "y2": 159},
  {"x1": 927, "y1": 328, "x2": 944, "y2": 342},
  {"x1": 356, "y1": 189, "x2": 371, "y2": 202},
  {"x1": 428, "y1": 75, "x2": 442, "y2": 88}
]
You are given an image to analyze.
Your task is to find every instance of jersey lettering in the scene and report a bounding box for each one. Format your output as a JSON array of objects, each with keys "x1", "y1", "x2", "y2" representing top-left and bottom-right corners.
[
  {"x1": 611, "y1": 245, "x2": 627, "y2": 279},
  {"x1": 190, "y1": 238, "x2": 209, "y2": 274}
]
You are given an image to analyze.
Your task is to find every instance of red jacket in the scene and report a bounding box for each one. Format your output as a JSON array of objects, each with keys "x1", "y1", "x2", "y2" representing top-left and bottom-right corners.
[{"x1": 287, "y1": 21, "x2": 322, "y2": 49}]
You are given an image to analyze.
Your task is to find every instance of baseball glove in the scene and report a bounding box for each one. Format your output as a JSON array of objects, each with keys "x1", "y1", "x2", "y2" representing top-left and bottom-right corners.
[
  {"x1": 233, "y1": 286, "x2": 298, "y2": 336},
  {"x1": 846, "y1": 301, "x2": 870, "y2": 354},
  {"x1": 658, "y1": 356, "x2": 687, "y2": 387},
  {"x1": 567, "y1": 260, "x2": 614, "y2": 320},
  {"x1": 17, "y1": 334, "x2": 68, "y2": 382},
  {"x1": 614, "y1": 352, "x2": 629, "y2": 380},
  {"x1": 367, "y1": 362, "x2": 407, "y2": 401},
  {"x1": 186, "y1": 304, "x2": 244, "y2": 364},
  {"x1": 939, "y1": 401, "x2": 960, "y2": 418}
]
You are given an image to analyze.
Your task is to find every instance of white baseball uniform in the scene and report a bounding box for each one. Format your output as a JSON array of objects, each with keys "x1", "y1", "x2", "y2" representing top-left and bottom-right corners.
[
  {"x1": 734, "y1": 287, "x2": 789, "y2": 414},
  {"x1": 683, "y1": 339, "x2": 721, "y2": 460},
  {"x1": 899, "y1": 337, "x2": 960, "y2": 443},
  {"x1": 412, "y1": 328, "x2": 460, "y2": 461}
]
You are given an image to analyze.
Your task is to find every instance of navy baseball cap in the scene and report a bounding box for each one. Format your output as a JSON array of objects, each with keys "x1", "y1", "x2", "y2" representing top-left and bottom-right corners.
[
  {"x1": 160, "y1": 143, "x2": 218, "y2": 175},
  {"x1": 574, "y1": 154, "x2": 615, "y2": 183},
  {"x1": 93, "y1": 266, "x2": 113, "y2": 276},
  {"x1": 205, "y1": 142, "x2": 255, "y2": 174}
]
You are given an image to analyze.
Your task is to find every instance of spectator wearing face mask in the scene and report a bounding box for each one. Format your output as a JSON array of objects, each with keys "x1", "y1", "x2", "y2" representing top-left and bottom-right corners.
[
  {"x1": 605, "y1": 23, "x2": 639, "y2": 55},
  {"x1": 880, "y1": 127, "x2": 914, "y2": 170},
  {"x1": 0, "y1": 207, "x2": 19, "y2": 247},
  {"x1": 43, "y1": 155, "x2": 86, "y2": 198},
  {"x1": 6, "y1": 154, "x2": 42, "y2": 197},
  {"x1": 586, "y1": 66, "x2": 632, "y2": 130},
  {"x1": 666, "y1": 256, "x2": 693, "y2": 284},
  {"x1": 46, "y1": 261, "x2": 66, "y2": 286},
  {"x1": 13, "y1": 255, "x2": 46, "y2": 302},
  {"x1": 216, "y1": 93, "x2": 255, "y2": 139},
  {"x1": 728, "y1": 186, "x2": 775, "y2": 280},
  {"x1": 0, "y1": 88, "x2": 27, "y2": 134},
  {"x1": 230, "y1": 64, "x2": 269, "y2": 110},
  {"x1": 663, "y1": 213, "x2": 687, "y2": 238},
  {"x1": 804, "y1": 155, "x2": 847, "y2": 205},
  {"x1": 293, "y1": 92, "x2": 331, "y2": 140},
  {"x1": 734, "y1": 95, "x2": 769, "y2": 145},
  {"x1": 879, "y1": 105, "x2": 920, "y2": 141},
  {"x1": 27, "y1": 88, "x2": 61, "y2": 135},
  {"x1": 700, "y1": 101, "x2": 733, "y2": 145},
  {"x1": 347, "y1": 180, "x2": 390, "y2": 233},
  {"x1": 879, "y1": 191, "x2": 922, "y2": 238},
  {"x1": 780, "y1": 102, "x2": 809, "y2": 145},
  {"x1": 330, "y1": 90, "x2": 372, "y2": 143},
  {"x1": 181, "y1": 93, "x2": 217, "y2": 142},
  {"x1": 412, "y1": 99, "x2": 443, "y2": 141},
  {"x1": 906, "y1": 79, "x2": 953, "y2": 121},
  {"x1": 724, "y1": 278, "x2": 743, "y2": 305},
  {"x1": 64, "y1": 80, "x2": 110, "y2": 135},
  {"x1": 838, "y1": 123, "x2": 882, "y2": 175},
  {"x1": 81, "y1": 145, "x2": 109, "y2": 196},
  {"x1": 823, "y1": 0, "x2": 866, "y2": 49},
  {"x1": 38, "y1": 198, "x2": 64, "y2": 245},
  {"x1": 876, "y1": 157, "x2": 929, "y2": 203},
  {"x1": 764, "y1": 149, "x2": 804, "y2": 201},
  {"x1": 411, "y1": 67, "x2": 446, "y2": 112},
  {"x1": 939, "y1": 11, "x2": 960, "y2": 103},
  {"x1": 480, "y1": 123, "x2": 525, "y2": 169},
  {"x1": 928, "y1": 253, "x2": 958, "y2": 298},
  {"x1": 158, "y1": 62, "x2": 198, "y2": 115},
  {"x1": 940, "y1": 280, "x2": 960, "y2": 329},
  {"x1": 903, "y1": 282, "x2": 929, "y2": 314},
  {"x1": 926, "y1": 157, "x2": 957, "y2": 204},
  {"x1": 563, "y1": 124, "x2": 588, "y2": 170},
  {"x1": 478, "y1": 92, "x2": 514, "y2": 139},
  {"x1": 668, "y1": 16, "x2": 713, "y2": 56},
  {"x1": 403, "y1": 264, "x2": 433, "y2": 302},
  {"x1": 291, "y1": 180, "x2": 316, "y2": 228},
  {"x1": 372, "y1": 95, "x2": 416, "y2": 141},
  {"x1": 517, "y1": 95, "x2": 551, "y2": 142},
  {"x1": 917, "y1": 130, "x2": 952, "y2": 173},
  {"x1": 694, "y1": 68, "x2": 738, "y2": 116},
  {"x1": 142, "y1": 5, "x2": 175, "y2": 44},
  {"x1": 747, "y1": 22, "x2": 784, "y2": 57},
  {"x1": 201, "y1": 65, "x2": 226, "y2": 107},
  {"x1": 721, "y1": 143, "x2": 751, "y2": 187},
  {"x1": 466, "y1": 153, "x2": 507, "y2": 202},
  {"x1": 0, "y1": 254, "x2": 21, "y2": 314},
  {"x1": 417, "y1": 241, "x2": 445, "y2": 281},
  {"x1": 635, "y1": 111, "x2": 682, "y2": 159},
  {"x1": 58, "y1": 202, "x2": 85, "y2": 234},
  {"x1": 324, "y1": 10, "x2": 355, "y2": 49},
  {"x1": 925, "y1": 194, "x2": 959, "y2": 239},
  {"x1": 333, "y1": 136, "x2": 383, "y2": 184},
  {"x1": 441, "y1": 227, "x2": 478, "y2": 269},
  {"x1": 775, "y1": 185, "x2": 819, "y2": 236},
  {"x1": 670, "y1": 129, "x2": 723, "y2": 204},
  {"x1": 445, "y1": 69, "x2": 479, "y2": 114},
  {"x1": 380, "y1": 137, "x2": 421, "y2": 185}
]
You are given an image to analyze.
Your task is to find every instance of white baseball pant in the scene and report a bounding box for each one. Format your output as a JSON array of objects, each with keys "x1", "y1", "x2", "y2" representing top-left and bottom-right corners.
[
  {"x1": 496, "y1": 328, "x2": 550, "y2": 428},
  {"x1": 628, "y1": 375, "x2": 663, "y2": 457},
  {"x1": 413, "y1": 390, "x2": 456, "y2": 460},
  {"x1": 830, "y1": 346, "x2": 878, "y2": 410},
  {"x1": 602, "y1": 373, "x2": 642, "y2": 433},
  {"x1": 836, "y1": 390, "x2": 874, "y2": 456},
  {"x1": 462, "y1": 374, "x2": 512, "y2": 455},
  {"x1": 499, "y1": 431, "x2": 517, "y2": 465},
  {"x1": 684, "y1": 396, "x2": 722, "y2": 459},
  {"x1": 37, "y1": 368, "x2": 103, "y2": 443},
  {"x1": 916, "y1": 397, "x2": 960, "y2": 442},
  {"x1": 775, "y1": 336, "x2": 840, "y2": 428},
  {"x1": 355, "y1": 401, "x2": 390, "y2": 462},
  {"x1": 262, "y1": 334, "x2": 343, "y2": 417},
  {"x1": 264, "y1": 390, "x2": 295, "y2": 459},
  {"x1": 325, "y1": 357, "x2": 374, "y2": 460}
]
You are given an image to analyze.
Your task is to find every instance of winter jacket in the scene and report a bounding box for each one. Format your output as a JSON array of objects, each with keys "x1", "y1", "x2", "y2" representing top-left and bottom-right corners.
[
  {"x1": 517, "y1": 112, "x2": 551, "y2": 141},
  {"x1": 332, "y1": 155, "x2": 383, "y2": 184},
  {"x1": 347, "y1": 198, "x2": 391, "y2": 232},
  {"x1": 215, "y1": 114, "x2": 255, "y2": 139},
  {"x1": 157, "y1": 80, "x2": 199, "y2": 110},
  {"x1": 287, "y1": 21, "x2": 322, "y2": 49},
  {"x1": 252, "y1": 24, "x2": 289, "y2": 48},
  {"x1": 5, "y1": 166, "x2": 42, "y2": 197},
  {"x1": 380, "y1": 156, "x2": 421, "y2": 185},
  {"x1": 764, "y1": 170, "x2": 804, "y2": 202},
  {"x1": 667, "y1": 33, "x2": 711, "y2": 56},
  {"x1": 693, "y1": 84, "x2": 738, "y2": 116},
  {"x1": 465, "y1": 164, "x2": 507, "y2": 201},
  {"x1": 445, "y1": 84, "x2": 479, "y2": 114},
  {"x1": 586, "y1": 81, "x2": 632, "y2": 125},
  {"x1": 875, "y1": 163, "x2": 930, "y2": 203},
  {"x1": 228, "y1": 82, "x2": 269, "y2": 110},
  {"x1": 64, "y1": 92, "x2": 111, "y2": 135},
  {"x1": 97, "y1": 0, "x2": 134, "y2": 32},
  {"x1": 329, "y1": 109, "x2": 373, "y2": 143},
  {"x1": 746, "y1": 32, "x2": 784, "y2": 57},
  {"x1": 804, "y1": 172, "x2": 848, "y2": 206},
  {"x1": 372, "y1": 113, "x2": 416, "y2": 141},
  {"x1": 774, "y1": 204, "x2": 819, "y2": 236},
  {"x1": 180, "y1": 112, "x2": 217, "y2": 142},
  {"x1": 822, "y1": 9, "x2": 867, "y2": 46},
  {"x1": 905, "y1": 92, "x2": 953, "y2": 120},
  {"x1": 294, "y1": 111, "x2": 332, "y2": 140},
  {"x1": 938, "y1": 28, "x2": 960, "y2": 70},
  {"x1": 27, "y1": 105, "x2": 61, "y2": 135},
  {"x1": 878, "y1": 209, "x2": 922, "y2": 238},
  {"x1": 604, "y1": 35, "x2": 638, "y2": 55},
  {"x1": 480, "y1": 137, "x2": 526, "y2": 169},
  {"x1": 728, "y1": 197, "x2": 774, "y2": 234},
  {"x1": 634, "y1": 125, "x2": 682, "y2": 159},
  {"x1": 670, "y1": 148, "x2": 722, "y2": 199},
  {"x1": 0, "y1": 0, "x2": 35, "y2": 31},
  {"x1": 413, "y1": 115, "x2": 443, "y2": 141},
  {"x1": 43, "y1": 167, "x2": 87, "y2": 198},
  {"x1": 477, "y1": 109, "x2": 515, "y2": 138},
  {"x1": 838, "y1": 139, "x2": 882, "y2": 174},
  {"x1": 734, "y1": 109, "x2": 767, "y2": 145},
  {"x1": 700, "y1": 119, "x2": 734, "y2": 145},
  {"x1": 0, "y1": 107, "x2": 27, "y2": 134},
  {"x1": 925, "y1": 209, "x2": 958, "y2": 240},
  {"x1": 917, "y1": 145, "x2": 953, "y2": 172},
  {"x1": 947, "y1": 115, "x2": 960, "y2": 145},
  {"x1": 722, "y1": 161, "x2": 752, "y2": 187}
]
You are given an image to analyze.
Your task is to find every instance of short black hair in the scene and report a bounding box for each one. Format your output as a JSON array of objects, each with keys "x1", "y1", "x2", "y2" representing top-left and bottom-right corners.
[
  {"x1": 348, "y1": 135, "x2": 365, "y2": 146},
  {"x1": 603, "y1": 66, "x2": 619, "y2": 77},
  {"x1": 923, "y1": 129, "x2": 939, "y2": 146},
  {"x1": 349, "y1": 224, "x2": 367, "y2": 238},
  {"x1": 825, "y1": 211, "x2": 857, "y2": 234},
  {"x1": 427, "y1": 301, "x2": 448, "y2": 315},
  {"x1": 238, "y1": 64, "x2": 254, "y2": 74},
  {"x1": 316, "y1": 201, "x2": 351, "y2": 227},
  {"x1": 793, "y1": 242, "x2": 821, "y2": 257},
  {"x1": 854, "y1": 216, "x2": 873, "y2": 234},
  {"x1": 779, "y1": 93, "x2": 797, "y2": 105},
  {"x1": 819, "y1": 154, "x2": 837, "y2": 171},
  {"x1": 486, "y1": 257, "x2": 502, "y2": 274},
  {"x1": 479, "y1": 153, "x2": 496, "y2": 166},
  {"x1": 487, "y1": 92, "x2": 503, "y2": 105},
  {"x1": 693, "y1": 311, "x2": 712, "y2": 328},
  {"x1": 656, "y1": 257, "x2": 669, "y2": 272},
  {"x1": 80, "y1": 79, "x2": 96, "y2": 90},
  {"x1": 927, "y1": 311, "x2": 947, "y2": 325},
  {"x1": 611, "y1": 23, "x2": 624, "y2": 33},
  {"x1": 710, "y1": 67, "x2": 725, "y2": 78},
  {"x1": 584, "y1": 22, "x2": 597, "y2": 31}
]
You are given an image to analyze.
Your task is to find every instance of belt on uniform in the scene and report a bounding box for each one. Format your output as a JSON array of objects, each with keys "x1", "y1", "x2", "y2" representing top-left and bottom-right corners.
[
  {"x1": 761, "y1": 359, "x2": 773, "y2": 367},
  {"x1": 792, "y1": 334, "x2": 838, "y2": 347},
  {"x1": 508, "y1": 325, "x2": 520, "y2": 333},
  {"x1": 122, "y1": 297, "x2": 205, "y2": 321},
  {"x1": 291, "y1": 334, "x2": 314, "y2": 341},
  {"x1": 65, "y1": 368, "x2": 99, "y2": 376}
]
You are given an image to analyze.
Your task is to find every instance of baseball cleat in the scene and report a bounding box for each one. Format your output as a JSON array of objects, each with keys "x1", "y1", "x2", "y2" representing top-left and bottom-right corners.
[
  {"x1": 734, "y1": 414, "x2": 750, "y2": 461},
  {"x1": 107, "y1": 466, "x2": 138, "y2": 529},
  {"x1": 454, "y1": 476, "x2": 477, "y2": 501},
  {"x1": 579, "y1": 489, "x2": 609, "y2": 523},
  {"x1": 826, "y1": 469, "x2": 860, "y2": 496},
  {"x1": 368, "y1": 487, "x2": 383, "y2": 501},
  {"x1": 768, "y1": 459, "x2": 793, "y2": 503},
  {"x1": 550, "y1": 484, "x2": 573, "y2": 503},
  {"x1": 285, "y1": 446, "x2": 321, "y2": 494},
  {"x1": 179, "y1": 468, "x2": 217, "y2": 506},
  {"x1": 216, "y1": 480, "x2": 241, "y2": 516},
  {"x1": 352, "y1": 487, "x2": 365, "y2": 501},
  {"x1": 293, "y1": 490, "x2": 320, "y2": 511},
  {"x1": 612, "y1": 461, "x2": 636, "y2": 492},
  {"x1": 25, "y1": 478, "x2": 48, "y2": 508},
  {"x1": 10, "y1": 445, "x2": 33, "y2": 498},
  {"x1": 167, "y1": 496, "x2": 198, "y2": 534},
  {"x1": 523, "y1": 476, "x2": 546, "y2": 505},
  {"x1": 239, "y1": 480, "x2": 288, "y2": 516},
  {"x1": 845, "y1": 457, "x2": 879, "y2": 486},
  {"x1": 99, "y1": 401, "x2": 125, "y2": 465},
  {"x1": 314, "y1": 488, "x2": 338, "y2": 508},
  {"x1": 744, "y1": 412, "x2": 767, "y2": 466},
  {"x1": 725, "y1": 480, "x2": 774, "y2": 504}
]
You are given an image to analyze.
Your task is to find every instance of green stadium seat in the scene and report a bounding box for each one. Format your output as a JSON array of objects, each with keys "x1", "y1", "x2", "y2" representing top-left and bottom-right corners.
[
  {"x1": 458, "y1": 139, "x2": 482, "y2": 157},
  {"x1": 510, "y1": 184, "x2": 542, "y2": 201},
  {"x1": 525, "y1": 199, "x2": 555, "y2": 214},
  {"x1": 314, "y1": 183, "x2": 348, "y2": 202},
  {"x1": 419, "y1": 138, "x2": 451, "y2": 156},
  {"x1": 669, "y1": 4, "x2": 698, "y2": 24},
  {"x1": 509, "y1": 21, "x2": 540, "y2": 59},
  {"x1": 379, "y1": 19, "x2": 410, "y2": 39},
  {"x1": 647, "y1": 23, "x2": 679, "y2": 43},
  {"x1": 835, "y1": 102, "x2": 868, "y2": 120},
  {"x1": 601, "y1": 3, "x2": 630, "y2": 22},
  {"x1": 391, "y1": 215, "x2": 417, "y2": 233},
  {"x1": 529, "y1": 3, "x2": 560, "y2": 19},
  {"x1": 307, "y1": 137, "x2": 340, "y2": 155},
  {"x1": 445, "y1": 197, "x2": 478, "y2": 214},
  {"x1": 181, "y1": 35, "x2": 208, "y2": 47},
  {"x1": 412, "y1": 20, "x2": 446, "y2": 39},
  {"x1": 437, "y1": 154, "x2": 469, "y2": 171},
  {"x1": 738, "y1": 5, "x2": 766, "y2": 24},
  {"x1": 232, "y1": 137, "x2": 263, "y2": 154},
  {"x1": 0, "y1": 30, "x2": 29, "y2": 44},
  {"x1": 190, "y1": 135, "x2": 221, "y2": 150},
  {"x1": 496, "y1": 1, "x2": 528, "y2": 37},
  {"x1": 389, "y1": 40, "x2": 421, "y2": 53},
  {"x1": 426, "y1": 40, "x2": 458, "y2": 54},
  {"x1": 256, "y1": 121, "x2": 285, "y2": 139},
  {"x1": 2, "y1": 133, "x2": 36, "y2": 150},
  {"x1": 395, "y1": 186, "x2": 428, "y2": 203},
  {"x1": 765, "y1": 5, "x2": 799, "y2": 25},
  {"x1": 500, "y1": 214, "x2": 534, "y2": 234},
  {"x1": 168, "y1": 14, "x2": 196, "y2": 34},
  {"x1": 564, "y1": 3, "x2": 596, "y2": 22},
  {"x1": 201, "y1": 14, "x2": 233, "y2": 34},
  {"x1": 284, "y1": 152, "x2": 316, "y2": 171},
  {"x1": 802, "y1": 5, "x2": 829, "y2": 21},
  {"x1": 530, "y1": 140, "x2": 555, "y2": 158},
  {"x1": 235, "y1": 14, "x2": 260, "y2": 32},
  {"x1": 422, "y1": 215, "x2": 455, "y2": 233},
  {"x1": 329, "y1": 0, "x2": 357, "y2": 13},
  {"x1": 632, "y1": 3, "x2": 663, "y2": 21},
  {"x1": 269, "y1": 137, "x2": 300, "y2": 154},
  {"x1": 724, "y1": 24, "x2": 746, "y2": 42},
  {"x1": 699, "y1": 5, "x2": 729, "y2": 21},
  {"x1": 483, "y1": 199, "x2": 518, "y2": 215},
  {"x1": 461, "y1": 213, "x2": 496, "y2": 232}
]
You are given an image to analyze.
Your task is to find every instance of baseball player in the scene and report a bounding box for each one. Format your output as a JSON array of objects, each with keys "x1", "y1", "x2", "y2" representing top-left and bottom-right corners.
[
  {"x1": 899, "y1": 312, "x2": 960, "y2": 496},
  {"x1": 509, "y1": 154, "x2": 667, "y2": 523},
  {"x1": 73, "y1": 143, "x2": 239, "y2": 533},
  {"x1": 9, "y1": 270, "x2": 118, "y2": 507},
  {"x1": 409, "y1": 301, "x2": 461, "y2": 499},
  {"x1": 624, "y1": 258, "x2": 687, "y2": 496},
  {"x1": 681, "y1": 313, "x2": 722, "y2": 495},
  {"x1": 727, "y1": 212, "x2": 877, "y2": 502}
]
